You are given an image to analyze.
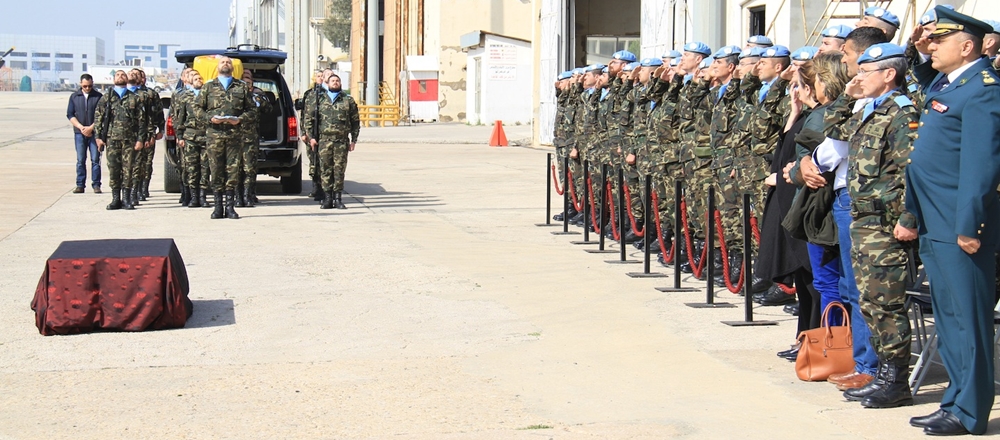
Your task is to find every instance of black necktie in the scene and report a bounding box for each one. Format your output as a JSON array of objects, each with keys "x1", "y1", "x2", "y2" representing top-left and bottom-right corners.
[{"x1": 931, "y1": 76, "x2": 950, "y2": 92}]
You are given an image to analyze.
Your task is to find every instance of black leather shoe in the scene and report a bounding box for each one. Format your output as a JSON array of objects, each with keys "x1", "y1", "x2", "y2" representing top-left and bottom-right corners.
[
  {"x1": 760, "y1": 284, "x2": 796, "y2": 306},
  {"x1": 776, "y1": 344, "x2": 800, "y2": 358},
  {"x1": 783, "y1": 302, "x2": 800, "y2": 316},
  {"x1": 752, "y1": 275, "x2": 772, "y2": 293},
  {"x1": 923, "y1": 411, "x2": 969, "y2": 436},
  {"x1": 569, "y1": 212, "x2": 585, "y2": 226},
  {"x1": 780, "y1": 346, "x2": 800, "y2": 361},
  {"x1": 910, "y1": 409, "x2": 947, "y2": 428}
]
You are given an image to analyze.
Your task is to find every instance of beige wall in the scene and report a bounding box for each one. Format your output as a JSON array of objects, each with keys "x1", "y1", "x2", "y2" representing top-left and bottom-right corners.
[{"x1": 435, "y1": 0, "x2": 533, "y2": 122}]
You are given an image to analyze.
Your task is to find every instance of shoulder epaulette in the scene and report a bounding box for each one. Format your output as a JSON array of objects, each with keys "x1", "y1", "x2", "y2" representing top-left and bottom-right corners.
[
  {"x1": 981, "y1": 70, "x2": 997, "y2": 85},
  {"x1": 893, "y1": 95, "x2": 913, "y2": 108}
]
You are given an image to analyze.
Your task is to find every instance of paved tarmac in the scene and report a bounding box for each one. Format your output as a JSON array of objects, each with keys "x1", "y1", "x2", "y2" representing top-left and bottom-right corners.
[{"x1": 0, "y1": 92, "x2": 988, "y2": 439}]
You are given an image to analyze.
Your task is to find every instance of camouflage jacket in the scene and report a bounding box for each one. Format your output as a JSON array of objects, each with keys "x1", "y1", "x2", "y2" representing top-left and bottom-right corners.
[
  {"x1": 676, "y1": 78, "x2": 713, "y2": 163},
  {"x1": 847, "y1": 90, "x2": 918, "y2": 229},
  {"x1": 94, "y1": 88, "x2": 147, "y2": 143},
  {"x1": 628, "y1": 82, "x2": 650, "y2": 153},
  {"x1": 647, "y1": 75, "x2": 684, "y2": 164},
  {"x1": 823, "y1": 93, "x2": 859, "y2": 142},
  {"x1": 745, "y1": 77, "x2": 789, "y2": 180},
  {"x1": 608, "y1": 78, "x2": 635, "y2": 154},
  {"x1": 194, "y1": 78, "x2": 254, "y2": 133},
  {"x1": 172, "y1": 88, "x2": 207, "y2": 142},
  {"x1": 709, "y1": 78, "x2": 743, "y2": 170},
  {"x1": 576, "y1": 88, "x2": 601, "y2": 158},
  {"x1": 561, "y1": 83, "x2": 583, "y2": 150},
  {"x1": 302, "y1": 90, "x2": 361, "y2": 143},
  {"x1": 596, "y1": 84, "x2": 615, "y2": 162},
  {"x1": 242, "y1": 86, "x2": 274, "y2": 142},
  {"x1": 730, "y1": 75, "x2": 763, "y2": 173},
  {"x1": 553, "y1": 86, "x2": 570, "y2": 146},
  {"x1": 138, "y1": 86, "x2": 165, "y2": 141}
]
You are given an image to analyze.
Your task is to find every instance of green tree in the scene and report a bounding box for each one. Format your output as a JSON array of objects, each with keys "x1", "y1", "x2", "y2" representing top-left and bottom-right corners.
[{"x1": 320, "y1": 0, "x2": 352, "y2": 48}]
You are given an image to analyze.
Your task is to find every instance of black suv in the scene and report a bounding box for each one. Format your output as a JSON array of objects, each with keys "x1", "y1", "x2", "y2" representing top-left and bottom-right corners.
[{"x1": 163, "y1": 45, "x2": 302, "y2": 194}]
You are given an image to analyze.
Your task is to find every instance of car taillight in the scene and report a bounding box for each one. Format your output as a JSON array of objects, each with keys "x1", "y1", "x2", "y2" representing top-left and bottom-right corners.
[
  {"x1": 166, "y1": 116, "x2": 175, "y2": 140},
  {"x1": 287, "y1": 116, "x2": 299, "y2": 142}
]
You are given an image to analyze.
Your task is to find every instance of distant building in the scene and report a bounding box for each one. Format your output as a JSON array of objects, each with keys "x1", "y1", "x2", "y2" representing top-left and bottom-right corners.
[
  {"x1": 114, "y1": 30, "x2": 228, "y2": 74},
  {"x1": 0, "y1": 34, "x2": 105, "y2": 83}
]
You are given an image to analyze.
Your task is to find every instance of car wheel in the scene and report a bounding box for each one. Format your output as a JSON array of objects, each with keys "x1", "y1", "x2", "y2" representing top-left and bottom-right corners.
[
  {"x1": 163, "y1": 154, "x2": 181, "y2": 193},
  {"x1": 280, "y1": 157, "x2": 302, "y2": 194}
]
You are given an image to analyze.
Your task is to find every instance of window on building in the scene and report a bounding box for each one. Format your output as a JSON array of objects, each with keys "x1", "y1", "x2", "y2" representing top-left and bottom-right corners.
[
  {"x1": 82, "y1": 54, "x2": 87, "y2": 59},
  {"x1": 10, "y1": 51, "x2": 27, "y2": 57},
  {"x1": 144, "y1": 56, "x2": 152, "y2": 62},
  {"x1": 160, "y1": 60, "x2": 167, "y2": 69},
  {"x1": 55, "y1": 62, "x2": 73, "y2": 71},
  {"x1": 9, "y1": 61, "x2": 27, "y2": 69},
  {"x1": 124, "y1": 45, "x2": 140, "y2": 50},
  {"x1": 82, "y1": 63, "x2": 87, "y2": 71},
  {"x1": 749, "y1": 7, "x2": 766, "y2": 38},
  {"x1": 32, "y1": 52, "x2": 50, "y2": 58},
  {"x1": 55, "y1": 53, "x2": 74, "y2": 58},
  {"x1": 32, "y1": 61, "x2": 51, "y2": 70},
  {"x1": 585, "y1": 36, "x2": 640, "y2": 65},
  {"x1": 141, "y1": 45, "x2": 154, "y2": 51},
  {"x1": 160, "y1": 45, "x2": 168, "y2": 57}
]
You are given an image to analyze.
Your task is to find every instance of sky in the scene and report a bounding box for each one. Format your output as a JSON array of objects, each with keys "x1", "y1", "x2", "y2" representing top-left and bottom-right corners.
[{"x1": 2, "y1": 0, "x2": 230, "y2": 56}]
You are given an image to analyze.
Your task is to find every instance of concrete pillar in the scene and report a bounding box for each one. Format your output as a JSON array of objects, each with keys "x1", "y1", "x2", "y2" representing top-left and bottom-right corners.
[{"x1": 366, "y1": 0, "x2": 380, "y2": 105}]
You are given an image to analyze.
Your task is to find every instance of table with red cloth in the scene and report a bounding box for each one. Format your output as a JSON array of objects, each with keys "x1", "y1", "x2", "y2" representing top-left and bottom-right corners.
[{"x1": 31, "y1": 238, "x2": 193, "y2": 335}]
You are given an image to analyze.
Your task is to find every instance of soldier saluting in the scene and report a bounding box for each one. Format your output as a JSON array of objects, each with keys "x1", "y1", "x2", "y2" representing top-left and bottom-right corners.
[
  {"x1": 93, "y1": 69, "x2": 146, "y2": 210},
  {"x1": 303, "y1": 73, "x2": 360, "y2": 210}
]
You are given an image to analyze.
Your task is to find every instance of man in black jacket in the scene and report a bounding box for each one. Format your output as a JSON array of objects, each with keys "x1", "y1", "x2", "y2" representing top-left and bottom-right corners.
[{"x1": 66, "y1": 73, "x2": 104, "y2": 193}]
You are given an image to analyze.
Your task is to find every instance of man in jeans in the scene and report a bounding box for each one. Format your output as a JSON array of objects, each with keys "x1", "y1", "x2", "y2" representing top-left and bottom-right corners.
[{"x1": 66, "y1": 74, "x2": 103, "y2": 193}]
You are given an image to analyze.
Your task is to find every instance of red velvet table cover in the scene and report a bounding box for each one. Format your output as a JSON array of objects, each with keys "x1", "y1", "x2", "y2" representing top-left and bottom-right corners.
[{"x1": 31, "y1": 239, "x2": 193, "y2": 335}]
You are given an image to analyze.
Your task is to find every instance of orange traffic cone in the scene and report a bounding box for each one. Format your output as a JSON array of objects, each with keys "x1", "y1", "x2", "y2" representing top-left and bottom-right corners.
[{"x1": 489, "y1": 120, "x2": 508, "y2": 147}]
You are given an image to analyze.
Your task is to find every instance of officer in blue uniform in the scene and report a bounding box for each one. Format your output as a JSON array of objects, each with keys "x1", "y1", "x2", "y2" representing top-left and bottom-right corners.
[{"x1": 900, "y1": 6, "x2": 1000, "y2": 436}]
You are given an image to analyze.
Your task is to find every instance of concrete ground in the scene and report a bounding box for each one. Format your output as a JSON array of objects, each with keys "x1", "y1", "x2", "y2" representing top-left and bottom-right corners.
[{"x1": 0, "y1": 92, "x2": 988, "y2": 439}]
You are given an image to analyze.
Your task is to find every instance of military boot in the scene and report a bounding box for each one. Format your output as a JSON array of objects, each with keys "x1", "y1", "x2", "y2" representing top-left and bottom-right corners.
[
  {"x1": 334, "y1": 191, "x2": 348, "y2": 209},
  {"x1": 199, "y1": 188, "x2": 209, "y2": 208},
  {"x1": 553, "y1": 202, "x2": 577, "y2": 222},
  {"x1": 844, "y1": 362, "x2": 889, "y2": 402},
  {"x1": 211, "y1": 192, "x2": 224, "y2": 219},
  {"x1": 141, "y1": 179, "x2": 150, "y2": 200},
  {"x1": 249, "y1": 182, "x2": 260, "y2": 204},
  {"x1": 225, "y1": 190, "x2": 240, "y2": 219},
  {"x1": 178, "y1": 185, "x2": 187, "y2": 204},
  {"x1": 106, "y1": 189, "x2": 123, "y2": 210},
  {"x1": 321, "y1": 191, "x2": 334, "y2": 209},
  {"x1": 122, "y1": 187, "x2": 135, "y2": 210},
  {"x1": 130, "y1": 187, "x2": 141, "y2": 206},
  {"x1": 314, "y1": 186, "x2": 326, "y2": 203},
  {"x1": 188, "y1": 185, "x2": 201, "y2": 208},
  {"x1": 180, "y1": 186, "x2": 191, "y2": 207},
  {"x1": 244, "y1": 185, "x2": 255, "y2": 208},
  {"x1": 860, "y1": 361, "x2": 913, "y2": 408},
  {"x1": 235, "y1": 184, "x2": 246, "y2": 207}
]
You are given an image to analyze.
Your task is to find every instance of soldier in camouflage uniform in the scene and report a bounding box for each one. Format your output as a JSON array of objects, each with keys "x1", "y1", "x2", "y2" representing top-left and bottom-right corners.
[
  {"x1": 570, "y1": 64, "x2": 603, "y2": 226},
  {"x1": 626, "y1": 59, "x2": 656, "y2": 248},
  {"x1": 565, "y1": 70, "x2": 589, "y2": 225},
  {"x1": 137, "y1": 69, "x2": 164, "y2": 202},
  {"x1": 170, "y1": 69, "x2": 192, "y2": 205},
  {"x1": 648, "y1": 60, "x2": 686, "y2": 263},
  {"x1": 94, "y1": 69, "x2": 146, "y2": 210},
  {"x1": 843, "y1": 44, "x2": 918, "y2": 409},
  {"x1": 303, "y1": 73, "x2": 361, "y2": 210},
  {"x1": 194, "y1": 56, "x2": 254, "y2": 220},
  {"x1": 300, "y1": 69, "x2": 330, "y2": 200},
  {"x1": 744, "y1": 46, "x2": 791, "y2": 226},
  {"x1": 551, "y1": 71, "x2": 578, "y2": 221},
  {"x1": 172, "y1": 70, "x2": 209, "y2": 208},
  {"x1": 237, "y1": 70, "x2": 273, "y2": 208}
]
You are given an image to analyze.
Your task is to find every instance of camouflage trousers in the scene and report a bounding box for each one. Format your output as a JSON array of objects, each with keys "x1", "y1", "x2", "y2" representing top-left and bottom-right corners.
[
  {"x1": 656, "y1": 162, "x2": 685, "y2": 235},
  {"x1": 239, "y1": 136, "x2": 259, "y2": 189},
  {"x1": 554, "y1": 143, "x2": 568, "y2": 190},
  {"x1": 850, "y1": 214, "x2": 911, "y2": 362},
  {"x1": 318, "y1": 137, "x2": 350, "y2": 193},
  {"x1": 181, "y1": 139, "x2": 206, "y2": 188},
  {"x1": 738, "y1": 155, "x2": 769, "y2": 226},
  {"x1": 569, "y1": 155, "x2": 584, "y2": 211},
  {"x1": 142, "y1": 143, "x2": 155, "y2": 183},
  {"x1": 715, "y1": 164, "x2": 743, "y2": 248},
  {"x1": 624, "y1": 155, "x2": 644, "y2": 229},
  {"x1": 207, "y1": 129, "x2": 242, "y2": 192},
  {"x1": 105, "y1": 139, "x2": 137, "y2": 191},
  {"x1": 682, "y1": 158, "x2": 714, "y2": 240}
]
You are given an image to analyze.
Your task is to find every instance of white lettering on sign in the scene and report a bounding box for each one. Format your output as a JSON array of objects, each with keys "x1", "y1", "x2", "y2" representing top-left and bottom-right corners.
[
  {"x1": 488, "y1": 43, "x2": 517, "y2": 62},
  {"x1": 489, "y1": 65, "x2": 516, "y2": 81}
]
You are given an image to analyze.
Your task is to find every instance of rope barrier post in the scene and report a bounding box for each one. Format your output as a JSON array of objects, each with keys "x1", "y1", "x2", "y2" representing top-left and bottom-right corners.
[
  {"x1": 606, "y1": 166, "x2": 639, "y2": 265},
  {"x1": 551, "y1": 157, "x2": 579, "y2": 236},
  {"x1": 536, "y1": 153, "x2": 558, "y2": 227},
  {"x1": 571, "y1": 161, "x2": 598, "y2": 245},
  {"x1": 586, "y1": 163, "x2": 617, "y2": 254},
  {"x1": 723, "y1": 193, "x2": 777, "y2": 326},
  {"x1": 656, "y1": 179, "x2": 698, "y2": 292},
  {"x1": 628, "y1": 174, "x2": 665, "y2": 278},
  {"x1": 686, "y1": 185, "x2": 734, "y2": 309}
]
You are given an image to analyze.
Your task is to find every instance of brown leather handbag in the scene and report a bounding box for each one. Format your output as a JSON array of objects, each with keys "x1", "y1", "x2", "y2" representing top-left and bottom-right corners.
[{"x1": 795, "y1": 303, "x2": 855, "y2": 381}]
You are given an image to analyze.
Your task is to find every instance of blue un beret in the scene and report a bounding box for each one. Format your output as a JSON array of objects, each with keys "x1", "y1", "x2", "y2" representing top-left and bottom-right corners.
[
  {"x1": 790, "y1": 46, "x2": 819, "y2": 61},
  {"x1": 557, "y1": 71, "x2": 573, "y2": 80},
  {"x1": 864, "y1": 6, "x2": 900, "y2": 28},
  {"x1": 611, "y1": 50, "x2": 637, "y2": 63},
  {"x1": 821, "y1": 24, "x2": 854, "y2": 39},
  {"x1": 584, "y1": 63, "x2": 606, "y2": 73},
  {"x1": 669, "y1": 58, "x2": 680, "y2": 67},
  {"x1": 622, "y1": 62, "x2": 640, "y2": 72},
  {"x1": 760, "y1": 45, "x2": 791, "y2": 58},
  {"x1": 698, "y1": 57, "x2": 714, "y2": 70},
  {"x1": 683, "y1": 42, "x2": 712, "y2": 56},
  {"x1": 738, "y1": 47, "x2": 763, "y2": 60},
  {"x1": 746, "y1": 35, "x2": 773, "y2": 46},
  {"x1": 640, "y1": 57, "x2": 663, "y2": 67},
  {"x1": 857, "y1": 43, "x2": 906, "y2": 64},
  {"x1": 983, "y1": 19, "x2": 1000, "y2": 35},
  {"x1": 919, "y1": 5, "x2": 953, "y2": 26},
  {"x1": 712, "y1": 45, "x2": 742, "y2": 59},
  {"x1": 931, "y1": 5, "x2": 992, "y2": 39},
  {"x1": 661, "y1": 50, "x2": 682, "y2": 59}
]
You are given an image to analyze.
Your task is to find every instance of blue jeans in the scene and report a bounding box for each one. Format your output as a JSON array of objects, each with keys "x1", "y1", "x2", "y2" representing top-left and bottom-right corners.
[
  {"x1": 807, "y1": 242, "x2": 842, "y2": 324},
  {"x1": 834, "y1": 188, "x2": 878, "y2": 376},
  {"x1": 75, "y1": 132, "x2": 101, "y2": 188}
]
